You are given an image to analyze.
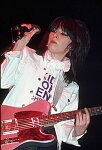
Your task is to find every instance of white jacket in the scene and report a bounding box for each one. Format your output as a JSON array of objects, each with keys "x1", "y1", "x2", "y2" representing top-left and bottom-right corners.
[{"x1": 1, "y1": 46, "x2": 82, "y2": 149}]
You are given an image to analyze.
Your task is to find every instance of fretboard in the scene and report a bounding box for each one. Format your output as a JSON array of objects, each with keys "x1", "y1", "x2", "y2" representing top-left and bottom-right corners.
[{"x1": 40, "y1": 106, "x2": 102, "y2": 127}]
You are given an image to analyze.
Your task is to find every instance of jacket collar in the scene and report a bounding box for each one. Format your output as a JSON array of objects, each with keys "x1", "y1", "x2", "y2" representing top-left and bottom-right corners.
[{"x1": 44, "y1": 50, "x2": 71, "y2": 72}]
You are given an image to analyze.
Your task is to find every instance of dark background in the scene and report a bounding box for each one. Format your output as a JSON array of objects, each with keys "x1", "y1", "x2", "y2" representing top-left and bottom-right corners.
[{"x1": 1, "y1": 0, "x2": 102, "y2": 150}]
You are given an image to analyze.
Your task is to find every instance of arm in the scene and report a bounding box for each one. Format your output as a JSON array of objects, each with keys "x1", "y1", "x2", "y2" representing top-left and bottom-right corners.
[
  {"x1": 1, "y1": 51, "x2": 22, "y2": 88},
  {"x1": 54, "y1": 82, "x2": 90, "y2": 147},
  {"x1": 1, "y1": 24, "x2": 39, "y2": 88}
]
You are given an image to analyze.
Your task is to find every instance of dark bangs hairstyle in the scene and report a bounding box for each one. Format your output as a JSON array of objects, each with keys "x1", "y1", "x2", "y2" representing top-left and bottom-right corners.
[{"x1": 38, "y1": 16, "x2": 91, "y2": 84}]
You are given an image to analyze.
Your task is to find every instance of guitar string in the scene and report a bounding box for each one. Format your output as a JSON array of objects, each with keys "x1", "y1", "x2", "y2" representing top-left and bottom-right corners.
[
  {"x1": 2, "y1": 111, "x2": 77, "y2": 132},
  {"x1": 2, "y1": 106, "x2": 102, "y2": 132}
]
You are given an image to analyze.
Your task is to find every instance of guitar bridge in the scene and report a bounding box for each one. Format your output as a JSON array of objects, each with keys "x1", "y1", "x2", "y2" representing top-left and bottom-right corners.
[
  {"x1": 1, "y1": 118, "x2": 18, "y2": 135},
  {"x1": 2, "y1": 130, "x2": 19, "y2": 135}
]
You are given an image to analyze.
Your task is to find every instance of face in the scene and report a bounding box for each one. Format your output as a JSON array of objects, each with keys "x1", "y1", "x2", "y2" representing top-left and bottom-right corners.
[{"x1": 47, "y1": 28, "x2": 72, "y2": 59}]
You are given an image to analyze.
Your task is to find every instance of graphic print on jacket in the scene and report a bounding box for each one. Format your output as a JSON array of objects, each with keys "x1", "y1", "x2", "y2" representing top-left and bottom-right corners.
[{"x1": 32, "y1": 73, "x2": 55, "y2": 101}]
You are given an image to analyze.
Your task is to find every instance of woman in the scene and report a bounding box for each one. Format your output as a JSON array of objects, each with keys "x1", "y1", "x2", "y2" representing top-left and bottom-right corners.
[{"x1": 1, "y1": 16, "x2": 90, "y2": 150}]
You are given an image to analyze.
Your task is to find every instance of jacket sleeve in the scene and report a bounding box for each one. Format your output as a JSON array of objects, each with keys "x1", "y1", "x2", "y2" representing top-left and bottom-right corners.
[
  {"x1": 1, "y1": 46, "x2": 36, "y2": 89},
  {"x1": 53, "y1": 82, "x2": 83, "y2": 147},
  {"x1": 1, "y1": 50, "x2": 22, "y2": 88}
]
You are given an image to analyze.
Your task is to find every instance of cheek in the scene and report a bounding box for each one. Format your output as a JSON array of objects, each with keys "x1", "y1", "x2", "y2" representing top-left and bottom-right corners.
[
  {"x1": 62, "y1": 38, "x2": 72, "y2": 50},
  {"x1": 48, "y1": 33, "x2": 53, "y2": 40},
  {"x1": 59, "y1": 40, "x2": 69, "y2": 50}
]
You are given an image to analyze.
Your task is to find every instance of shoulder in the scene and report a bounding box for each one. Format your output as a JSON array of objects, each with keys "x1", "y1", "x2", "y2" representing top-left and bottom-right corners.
[
  {"x1": 24, "y1": 46, "x2": 43, "y2": 60},
  {"x1": 24, "y1": 46, "x2": 37, "y2": 55},
  {"x1": 64, "y1": 81, "x2": 79, "y2": 93},
  {"x1": 68, "y1": 81, "x2": 79, "y2": 88},
  {"x1": 66, "y1": 81, "x2": 79, "y2": 88}
]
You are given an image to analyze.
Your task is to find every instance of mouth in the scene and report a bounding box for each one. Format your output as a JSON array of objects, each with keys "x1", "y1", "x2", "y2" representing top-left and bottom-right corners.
[{"x1": 50, "y1": 40, "x2": 57, "y2": 44}]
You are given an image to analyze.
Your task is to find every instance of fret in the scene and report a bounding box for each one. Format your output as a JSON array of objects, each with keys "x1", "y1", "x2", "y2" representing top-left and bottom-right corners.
[
  {"x1": 88, "y1": 106, "x2": 102, "y2": 116},
  {"x1": 39, "y1": 110, "x2": 77, "y2": 126}
]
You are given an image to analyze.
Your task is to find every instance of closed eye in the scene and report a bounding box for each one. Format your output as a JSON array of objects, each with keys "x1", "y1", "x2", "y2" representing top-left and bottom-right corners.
[{"x1": 61, "y1": 32, "x2": 68, "y2": 36}]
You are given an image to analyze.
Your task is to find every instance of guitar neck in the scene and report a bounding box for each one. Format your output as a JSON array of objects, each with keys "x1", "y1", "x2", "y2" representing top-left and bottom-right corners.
[
  {"x1": 88, "y1": 106, "x2": 102, "y2": 116},
  {"x1": 41, "y1": 106, "x2": 102, "y2": 127}
]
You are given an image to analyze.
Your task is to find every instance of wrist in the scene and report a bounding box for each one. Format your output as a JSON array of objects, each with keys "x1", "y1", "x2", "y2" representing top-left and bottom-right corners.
[{"x1": 72, "y1": 128, "x2": 87, "y2": 137}]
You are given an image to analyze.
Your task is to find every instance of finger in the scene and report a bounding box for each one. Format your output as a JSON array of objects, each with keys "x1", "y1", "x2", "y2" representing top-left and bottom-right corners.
[
  {"x1": 84, "y1": 108, "x2": 90, "y2": 124},
  {"x1": 23, "y1": 30, "x2": 39, "y2": 44},
  {"x1": 82, "y1": 113, "x2": 87, "y2": 124},
  {"x1": 75, "y1": 111, "x2": 83, "y2": 125},
  {"x1": 75, "y1": 113, "x2": 79, "y2": 125},
  {"x1": 21, "y1": 23, "x2": 33, "y2": 29},
  {"x1": 21, "y1": 24, "x2": 41, "y2": 33},
  {"x1": 30, "y1": 27, "x2": 40, "y2": 36}
]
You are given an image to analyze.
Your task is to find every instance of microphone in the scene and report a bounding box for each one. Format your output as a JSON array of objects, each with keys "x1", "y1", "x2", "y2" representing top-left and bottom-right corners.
[
  {"x1": 11, "y1": 24, "x2": 41, "y2": 34},
  {"x1": 11, "y1": 24, "x2": 41, "y2": 41}
]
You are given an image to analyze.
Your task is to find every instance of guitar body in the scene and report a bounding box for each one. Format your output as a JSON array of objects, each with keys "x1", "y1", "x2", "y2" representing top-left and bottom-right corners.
[
  {"x1": 1, "y1": 100, "x2": 51, "y2": 120},
  {"x1": 1, "y1": 100, "x2": 55, "y2": 150}
]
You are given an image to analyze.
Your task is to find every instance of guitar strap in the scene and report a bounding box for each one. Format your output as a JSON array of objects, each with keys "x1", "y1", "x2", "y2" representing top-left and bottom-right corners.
[{"x1": 53, "y1": 75, "x2": 65, "y2": 107}]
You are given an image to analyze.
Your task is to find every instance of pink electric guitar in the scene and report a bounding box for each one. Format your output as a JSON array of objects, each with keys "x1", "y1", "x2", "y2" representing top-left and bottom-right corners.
[{"x1": 1, "y1": 100, "x2": 102, "y2": 150}]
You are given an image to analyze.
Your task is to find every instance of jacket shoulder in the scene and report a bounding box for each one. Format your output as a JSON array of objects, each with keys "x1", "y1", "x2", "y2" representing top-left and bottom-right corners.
[{"x1": 66, "y1": 81, "x2": 79, "y2": 90}]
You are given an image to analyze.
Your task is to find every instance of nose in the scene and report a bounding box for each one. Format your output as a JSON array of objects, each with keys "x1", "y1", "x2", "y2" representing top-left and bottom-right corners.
[{"x1": 53, "y1": 32, "x2": 58, "y2": 39}]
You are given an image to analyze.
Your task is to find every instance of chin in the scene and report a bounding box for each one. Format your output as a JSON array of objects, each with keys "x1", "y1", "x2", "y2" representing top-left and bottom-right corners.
[
  {"x1": 48, "y1": 49, "x2": 57, "y2": 54},
  {"x1": 48, "y1": 45, "x2": 57, "y2": 52}
]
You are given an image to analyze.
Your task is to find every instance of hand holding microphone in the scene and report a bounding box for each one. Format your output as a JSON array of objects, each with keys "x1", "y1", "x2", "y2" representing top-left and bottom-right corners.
[
  {"x1": 20, "y1": 24, "x2": 41, "y2": 34},
  {"x1": 11, "y1": 23, "x2": 41, "y2": 51}
]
